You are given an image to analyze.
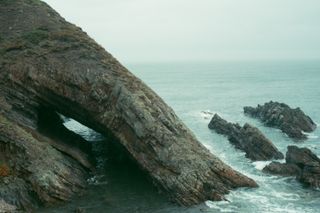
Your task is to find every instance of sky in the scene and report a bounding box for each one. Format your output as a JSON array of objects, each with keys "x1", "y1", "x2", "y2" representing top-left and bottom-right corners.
[{"x1": 44, "y1": 0, "x2": 320, "y2": 63}]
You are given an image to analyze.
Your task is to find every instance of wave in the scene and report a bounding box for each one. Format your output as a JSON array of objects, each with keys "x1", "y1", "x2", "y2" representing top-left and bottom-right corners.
[
  {"x1": 252, "y1": 161, "x2": 272, "y2": 170},
  {"x1": 200, "y1": 110, "x2": 214, "y2": 120}
]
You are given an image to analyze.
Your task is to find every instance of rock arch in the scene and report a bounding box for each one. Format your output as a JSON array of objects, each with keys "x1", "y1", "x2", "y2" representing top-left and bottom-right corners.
[{"x1": 0, "y1": 0, "x2": 257, "y2": 210}]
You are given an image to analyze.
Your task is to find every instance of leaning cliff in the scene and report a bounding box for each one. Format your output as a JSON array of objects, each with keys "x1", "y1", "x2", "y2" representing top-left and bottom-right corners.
[{"x1": 0, "y1": 0, "x2": 257, "y2": 210}]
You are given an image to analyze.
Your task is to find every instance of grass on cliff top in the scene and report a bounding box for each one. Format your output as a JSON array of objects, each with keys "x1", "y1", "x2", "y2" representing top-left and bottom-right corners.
[
  {"x1": 0, "y1": 27, "x2": 49, "y2": 56},
  {"x1": 22, "y1": 27, "x2": 49, "y2": 45},
  {"x1": 0, "y1": 24, "x2": 102, "y2": 59}
]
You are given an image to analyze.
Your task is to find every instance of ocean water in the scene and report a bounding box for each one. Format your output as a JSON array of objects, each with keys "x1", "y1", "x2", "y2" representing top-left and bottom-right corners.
[{"x1": 42, "y1": 60, "x2": 320, "y2": 213}]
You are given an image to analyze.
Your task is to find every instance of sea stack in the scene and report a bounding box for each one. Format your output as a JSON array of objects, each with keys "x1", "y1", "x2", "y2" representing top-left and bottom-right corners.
[
  {"x1": 263, "y1": 146, "x2": 320, "y2": 188},
  {"x1": 0, "y1": 0, "x2": 257, "y2": 211},
  {"x1": 244, "y1": 101, "x2": 316, "y2": 140},
  {"x1": 208, "y1": 114, "x2": 284, "y2": 161}
]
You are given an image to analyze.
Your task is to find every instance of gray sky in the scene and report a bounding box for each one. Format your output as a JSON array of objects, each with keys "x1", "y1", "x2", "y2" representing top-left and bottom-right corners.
[{"x1": 44, "y1": 0, "x2": 320, "y2": 63}]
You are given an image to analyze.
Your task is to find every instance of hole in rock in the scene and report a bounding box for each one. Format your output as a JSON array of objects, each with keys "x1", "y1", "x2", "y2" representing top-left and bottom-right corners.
[
  {"x1": 36, "y1": 105, "x2": 144, "y2": 172},
  {"x1": 36, "y1": 106, "x2": 195, "y2": 212}
]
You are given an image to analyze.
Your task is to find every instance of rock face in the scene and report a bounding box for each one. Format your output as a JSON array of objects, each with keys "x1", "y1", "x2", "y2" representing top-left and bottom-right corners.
[
  {"x1": 244, "y1": 101, "x2": 316, "y2": 140},
  {"x1": 0, "y1": 0, "x2": 257, "y2": 211},
  {"x1": 0, "y1": 114, "x2": 88, "y2": 210},
  {"x1": 263, "y1": 146, "x2": 320, "y2": 188},
  {"x1": 208, "y1": 114, "x2": 284, "y2": 161}
]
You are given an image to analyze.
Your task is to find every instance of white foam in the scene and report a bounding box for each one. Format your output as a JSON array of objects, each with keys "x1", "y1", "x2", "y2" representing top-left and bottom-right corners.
[
  {"x1": 87, "y1": 175, "x2": 108, "y2": 186},
  {"x1": 252, "y1": 161, "x2": 272, "y2": 170},
  {"x1": 273, "y1": 192, "x2": 300, "y2": 201},
  {"x1": 304, "y1": 132, "x2": 319, "y2": 139},
  {"x1": 205, "y1": 201, "x2": 235, "y2": 212},
  {"x1": 200, "y1": 110, "x2": 214, "y2": 120}
]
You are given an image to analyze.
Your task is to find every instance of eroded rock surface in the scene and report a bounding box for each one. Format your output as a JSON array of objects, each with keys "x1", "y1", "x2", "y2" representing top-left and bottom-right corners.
[
  {"x1": 208, "y1": 114, "x2": 284, "y2": 161},
  {"x1": 263, "y1": 146, "x2": 320, "y2": 188},
  {"x1": 0, "y1": 0, "x2": 257, "y2": 210},
  {"x1": 244, "y1": 101, "x2": 316, "y2": 140},
  {"x1": 0, "y1": 114, "x2": 87, "y2": 210}
]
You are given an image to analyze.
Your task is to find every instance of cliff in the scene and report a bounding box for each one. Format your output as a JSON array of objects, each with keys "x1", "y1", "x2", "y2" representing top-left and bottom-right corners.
[{"x1": 0, "y1": 0, "x2": 257, "y2": 210}]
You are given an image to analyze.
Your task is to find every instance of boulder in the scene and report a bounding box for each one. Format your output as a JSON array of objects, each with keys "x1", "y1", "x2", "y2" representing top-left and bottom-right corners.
[
  {"x1": 263, "y1": 146, "x2": 320, "y2": 188},
  {"x1": 208, "y1": 114, "x2": 284, "y2": 161},
  {"x1": 244, "y1": 101, "x2": 316, "y2": 140},
  {"x1": 0, "y1": 0, "x2": 257, "y2": 210}
]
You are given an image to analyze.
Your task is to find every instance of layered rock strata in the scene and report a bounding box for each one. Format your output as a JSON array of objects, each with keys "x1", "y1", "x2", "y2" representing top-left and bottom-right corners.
[
  {"x1": 244, "y1": 101, "x2": 316, "y2": 140},
  {"x1": 0, "y1": 0, "x2": 257, "y2": 210},
  {"x1": 208, "y1": 114, "x2": 284, "y2": 161}
]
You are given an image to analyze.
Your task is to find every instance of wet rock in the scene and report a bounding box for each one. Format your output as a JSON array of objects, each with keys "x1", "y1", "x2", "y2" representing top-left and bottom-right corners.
[
  {"x1": 244, "y1": 101, "x2": 316, "y2": 140},
  {"x1": 208, "y1": 114, "x2": 284, "y2": 161},
  {"x1": 262, "y1": 162, "x2": 301, "y2": 176},
  {"x1": 287, "y1": 146, "x2": 320, "y2": 188},
  {"x1": 263, "y1": 146, "x2": 320, "y2": 188},
  {"x1": 0, "y1": 0, "x2": 257, "y2": 210}
]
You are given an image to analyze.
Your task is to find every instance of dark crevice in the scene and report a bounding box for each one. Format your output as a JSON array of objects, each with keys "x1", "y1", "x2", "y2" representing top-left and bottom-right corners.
[
  {"x1": 35, "y1": 105, "x2": 168, "y2": 212},
  {"x1": 37, "y1": 106, "x2": 91, "y2": 152},
  {"x1": 36, "y1": 105, "x2": 94, "y2": 169},
  {"x1": 36, "y1": 104, "x2": 153, "y2": 182}
]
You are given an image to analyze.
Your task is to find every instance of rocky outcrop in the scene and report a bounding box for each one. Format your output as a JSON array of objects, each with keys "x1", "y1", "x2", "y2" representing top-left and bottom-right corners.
[
  {"x1": 263, "y1": 146, "x2": 320, "y2": 188},
  {"x1": 208, "y1": 114, "x2": 284, "y2": 161},
  {"x1": 244, "y1": 101, "x2": 316, "y2": 140},
  {"x1": 0, "y1": 0, "x2": 257, "y2": 211},
  {"x1": 262, "y1": 162, "x2": 301, "y2": 176}
]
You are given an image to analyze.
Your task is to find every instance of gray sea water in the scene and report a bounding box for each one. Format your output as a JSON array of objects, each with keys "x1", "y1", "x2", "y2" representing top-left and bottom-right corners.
[{"x1": 42, "y1": 60, "x2": 320, "y2": 213}]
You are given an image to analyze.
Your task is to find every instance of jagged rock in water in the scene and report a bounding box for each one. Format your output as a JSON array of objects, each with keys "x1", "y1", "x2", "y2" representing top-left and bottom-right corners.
[
  {"x1": 263, "y1": 146, "x2": 320, "y2": 188},
  {"x1": 0, "y1": 0, "x2": 257, "y2": 211},
  {"x1": 244, "y1": 101, "x2": 316, "y2": 140},
  {"x1": 208, "y1": 114, "x2": 284, "y2": 161},
  {"x1": 262, "y1": 162, "x2": 301, "y2": 176}
]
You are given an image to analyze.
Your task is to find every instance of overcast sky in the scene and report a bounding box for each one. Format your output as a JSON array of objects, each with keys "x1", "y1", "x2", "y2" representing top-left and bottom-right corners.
[{"x1": 44, "y1": 0, "x2": 320, "y2": 63}]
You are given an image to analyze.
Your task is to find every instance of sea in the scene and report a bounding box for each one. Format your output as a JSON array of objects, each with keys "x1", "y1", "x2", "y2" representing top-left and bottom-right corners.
[{"x1": 41, "y1": 60, "x2": 320, "y2": 213}]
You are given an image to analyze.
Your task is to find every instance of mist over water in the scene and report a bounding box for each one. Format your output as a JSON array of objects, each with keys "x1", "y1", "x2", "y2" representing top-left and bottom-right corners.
[
  {"x1": 44, "y1": 0, "x2": 320, "y2": 63},
  {"x1": 127, "y1": 60, "x2": 320, "y2": 213},
  {"x1": 41, "y1": 60, "x2": 320, "y2": 212}
]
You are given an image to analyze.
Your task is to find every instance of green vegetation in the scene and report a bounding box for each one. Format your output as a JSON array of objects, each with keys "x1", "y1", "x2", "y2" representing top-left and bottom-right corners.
[
  {"x1": 0, "y1": 27, "x2": 50, "y2": 56},
  {"x1": 0, "y1": 40, "x2": 26, "y2": 56},
  {"x1": 22, "y1": 28, "x2": 49, "y2": 45},
  {"x1": 51, "y1": 29, "x2": 80, "y2": 43}
]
